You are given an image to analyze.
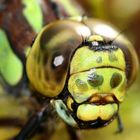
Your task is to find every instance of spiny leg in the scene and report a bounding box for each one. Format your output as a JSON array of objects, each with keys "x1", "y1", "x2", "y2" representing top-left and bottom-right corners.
[
  {"x1": 66, "y1": 125, "x2": 81, "y2": 140},
  {"x1": 116, "y1": 113, "x2": 123, "y2": 133},
  {"x1": 13, "y1": 101, "x2": 55, "y2": 140}
]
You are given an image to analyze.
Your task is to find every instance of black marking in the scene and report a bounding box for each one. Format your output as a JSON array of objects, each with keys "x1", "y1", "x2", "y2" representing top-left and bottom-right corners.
[
  {"x1": 87, "y1": 73, "x2": 104, "y2": 87},
  {"x1": 110, "y1": 73, "x2": 122, "y2": 88},
  {"x1": 59, "y1": 101, "x2": 71, "y2": 118},
  {"x1": 60, "y1": 103, "x2": 65, "y2": 110},
  {"x1": 71, "y1": 102, "x2": 79, "y2": 111},
  {"x1": 76, "y1": 116, "x2": 117, "y2": 129},
  {"x1": 83, "y1": 40, "x2": 118, "y2": 51}
]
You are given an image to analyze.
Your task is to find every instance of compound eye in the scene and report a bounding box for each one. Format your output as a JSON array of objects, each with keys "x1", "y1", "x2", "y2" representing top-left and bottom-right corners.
[
  {"x1": 87, "y1": 73, "x2": 103, "y2": 87},
  {"x1": 75, "y1": 79, "x2": 88, "y2": 91},
  {"x1": 110, "y1": 73, "x2": 122, "y2": 88}
]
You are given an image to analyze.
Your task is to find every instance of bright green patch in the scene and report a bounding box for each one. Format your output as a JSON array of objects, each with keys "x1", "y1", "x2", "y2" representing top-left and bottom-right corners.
[
  {"x1": 0, "y1": 29, "x2": 23, "y2": 85},
  {"x1": 22, "y1": 0, "x2": 43, "y2": 33}
]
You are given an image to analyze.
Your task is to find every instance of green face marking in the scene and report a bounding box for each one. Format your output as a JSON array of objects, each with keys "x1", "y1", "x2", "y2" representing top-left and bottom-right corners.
[
  {"x1": 87, "y1": 72, "x2": 104, "y2": 87},
  {"x1": 108, "y1": 52, "x2": 118, "y2": 62},
  {"x1": 110, "y1": 73, "x2": 122, "y2": 88}
]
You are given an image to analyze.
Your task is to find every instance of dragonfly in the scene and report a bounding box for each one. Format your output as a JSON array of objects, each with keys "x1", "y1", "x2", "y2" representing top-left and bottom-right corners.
[{"x1": 0, "y1": 0, "x2": 139, "y2": 140}]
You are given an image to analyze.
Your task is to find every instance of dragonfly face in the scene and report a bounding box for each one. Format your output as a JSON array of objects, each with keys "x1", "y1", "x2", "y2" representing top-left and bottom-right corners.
[
  {"x1": 26, "y1": 18, "x2": 139, "y2": 129},
  {"x1": 66, "y1": 38, "x2": 127, "y2": 128}
]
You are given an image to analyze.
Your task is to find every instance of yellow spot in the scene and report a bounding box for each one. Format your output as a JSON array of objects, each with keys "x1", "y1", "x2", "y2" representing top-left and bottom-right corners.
[
  {"x1": 88, "y1": 35, "x2": 104, "y2": 42},
  {"x1": 100, "y1": 104, "x2": 118, "y2": 120},
  {"x1": 77, "y1": 103, "x2": 118, "y2": 121},
  {"x1": 77, "y1": 104, "x2": 99, "y2": 121},
  {"x1": 67, "y1": 97, "x2": 74, "y2": 111}
]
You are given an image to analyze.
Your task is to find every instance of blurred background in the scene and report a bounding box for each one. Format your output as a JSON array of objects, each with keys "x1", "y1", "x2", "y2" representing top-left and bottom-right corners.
[
  {"x1": 77, "y1": 0, "x2": 140, "y2": 60},
  {"x1": 0, "y1": 0, "x2": 140, "y2": 140}
]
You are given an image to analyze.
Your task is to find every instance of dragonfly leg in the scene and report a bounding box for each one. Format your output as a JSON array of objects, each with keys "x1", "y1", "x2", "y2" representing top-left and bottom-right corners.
[
  {"x1": 115, "y1": 113, "x2": 124, "y2": 133},
  {"x1": 13, "y1": 100, "x2": 55, "y2": 140},
  {"x1": 66, "y1": 125, "x2": 81, "y2": 140}
]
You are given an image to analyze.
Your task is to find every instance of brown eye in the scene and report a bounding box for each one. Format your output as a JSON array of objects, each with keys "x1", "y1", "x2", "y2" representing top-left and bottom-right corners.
[
  {"x1": 110, "y1": 73, "x2": 122, "y2": 88},
  {"x1": 87, "y1": 73, "x2": 103, "y2": 87},
  {"x1": 75, "y1": 79, "x2": 88, "y2": 91}
]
